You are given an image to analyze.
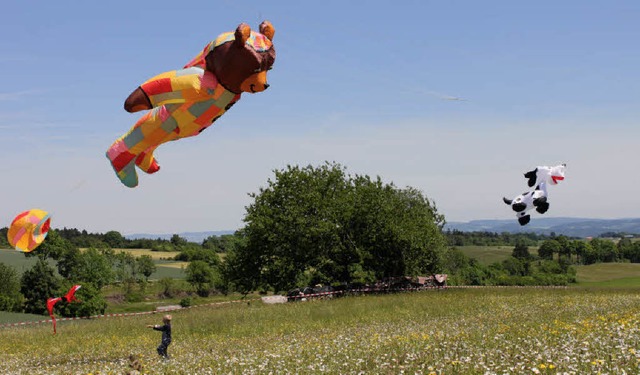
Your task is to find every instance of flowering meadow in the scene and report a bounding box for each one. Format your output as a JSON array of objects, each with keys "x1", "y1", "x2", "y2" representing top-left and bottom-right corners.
[{"x1": 2, "y1": 287, "x2": 640, "y2": 374}]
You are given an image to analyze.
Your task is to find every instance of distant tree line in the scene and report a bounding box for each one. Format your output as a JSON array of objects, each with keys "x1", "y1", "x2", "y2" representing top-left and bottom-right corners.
[
  {"x1": 442, "y1": 238, "x2": 576, "y2": 286},
  {"x1": 537, "y1": 235, "x2": 640, "y2": 265},
  {"x1": 52, "y1": 227, "x2": 240, "y2": 254},
  {"x1": 598, "y1": 231, "x2": 639, "y2": 239},
  {"x1": 445, "y1": 229, "x2": 557, "y2": 247}
]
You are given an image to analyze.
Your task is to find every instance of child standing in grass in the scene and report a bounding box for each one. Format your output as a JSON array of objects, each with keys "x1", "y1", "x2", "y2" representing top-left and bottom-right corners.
[{"x1": 147, "y1": 314, "x2": 172, "y2": 359}]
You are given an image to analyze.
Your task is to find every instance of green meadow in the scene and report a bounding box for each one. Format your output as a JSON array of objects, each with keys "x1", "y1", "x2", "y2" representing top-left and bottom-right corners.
[
  {"x1": 575, "y1": 262, "x2": 640, "y2": 287},
  {"x1": 4, "y1": 245, "x2": 640, "y2": 373},
  {"x1": 0, "y1": 310, "x2": 50, "y2": 324},
  {"x1": 2, "y1": 288, "x2": 640, "y2": 374},
  {"x1": 456, "y1": 245, "x2": 516, "y2": 264},
  {"x1": 0, "y1": 248, "x2": 56, "y2": 272}
]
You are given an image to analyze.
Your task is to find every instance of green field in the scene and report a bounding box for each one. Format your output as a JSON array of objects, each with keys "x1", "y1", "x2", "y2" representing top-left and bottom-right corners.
[
  {"x1": 0, "y1": 248, "x2": 56, "y2": 272},
  {"x1": 151, "y1": 260, "x2": 186, "y2": 279},
  {"x1": 0, "y1": 248, "x2": 185, "y2": 280},
  {"x1": 0, "y1": 310, "x2": 50, "y2": 324},
  {"x1": 575, "y1": 262, "x2": 640, "y2": 286},
  {"x1": 92, "y1": 248, "x2": 181, "y2": 260},
  {"x1": 456, "y1": 245, "x2": 527, "y2": 264},
  {"x1": 2, "y1": 288, "x2": 640, "y2": 374}
]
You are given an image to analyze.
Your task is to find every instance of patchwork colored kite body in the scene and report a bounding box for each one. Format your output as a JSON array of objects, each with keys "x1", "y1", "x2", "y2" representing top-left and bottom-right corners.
[
  {"x1": 106, "y1": 21, "x2": 276, "y2": 188},
  {"x1": 47, "y1": 285, "x2": 81, "y2": 334},
  {"x1": 7, "y1": 209, "x2": 51, "y2": 252},
  {"x1": 503, "y1": 164, "x2": 566, "y2": 226}
]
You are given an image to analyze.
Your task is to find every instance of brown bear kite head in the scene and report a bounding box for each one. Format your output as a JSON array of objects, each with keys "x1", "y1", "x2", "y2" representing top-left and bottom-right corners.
[{"x1": 205, "y1": 21, "x2": 276, "y2": 94}]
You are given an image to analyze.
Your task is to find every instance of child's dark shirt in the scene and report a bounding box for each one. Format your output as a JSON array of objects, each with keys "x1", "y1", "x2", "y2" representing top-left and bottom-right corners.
[{"x1": 153, "y1": 323, "x2": 172, "y2": 344}]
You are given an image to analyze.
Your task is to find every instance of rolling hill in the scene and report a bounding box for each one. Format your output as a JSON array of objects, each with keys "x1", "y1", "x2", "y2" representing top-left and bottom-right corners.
[
  {"x1": 444, "y1": 217, "x2": 640, "y2": 238},
  {"x1": 123, "y1": 218, "x2": 640, "y2": 242}
]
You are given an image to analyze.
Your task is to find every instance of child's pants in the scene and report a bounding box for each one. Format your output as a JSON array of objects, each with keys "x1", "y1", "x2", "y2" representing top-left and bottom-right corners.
[{"x1": 157, "y1": 340, "x2": 170, "y2": 358}]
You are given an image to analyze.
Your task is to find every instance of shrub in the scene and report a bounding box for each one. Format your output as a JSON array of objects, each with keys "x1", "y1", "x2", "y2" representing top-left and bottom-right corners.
[
  {"x1": 0, "y1": 263, "x2": 24, "y2": 312},
  {"x1": 57, "y1": 282, "x2": 107, "y2": 317},
  {"x1": 159, "y1": 278, "x2": 176, "y2": 298}
]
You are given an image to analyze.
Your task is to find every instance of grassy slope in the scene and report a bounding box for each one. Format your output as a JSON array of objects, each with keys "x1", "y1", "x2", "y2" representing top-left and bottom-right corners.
[{"x1": 574, "y1": 262, "x2": 640, "y2": 286}]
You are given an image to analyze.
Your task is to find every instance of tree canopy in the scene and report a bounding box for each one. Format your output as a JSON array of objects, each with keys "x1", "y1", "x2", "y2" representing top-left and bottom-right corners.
[
  {"x1": 224, "y1": 162, "x2": 448, "y2": 293},
  {"x1": 0, "y1": 262, "x2": 24, "y2": 312}
]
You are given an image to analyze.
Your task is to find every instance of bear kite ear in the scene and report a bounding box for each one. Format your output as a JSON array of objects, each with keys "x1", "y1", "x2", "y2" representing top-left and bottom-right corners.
[
  {"x1": 259, "y1": 21, "x2": 275, "y2": 40},
  {"x1": 234, "y1": 23, "x2": 251, "y2": 47}
]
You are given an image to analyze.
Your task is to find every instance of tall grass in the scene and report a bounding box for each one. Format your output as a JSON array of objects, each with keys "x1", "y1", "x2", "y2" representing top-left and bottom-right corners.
[{"x1": 2, "y1": 288, "x2": 640, "y2": 374}]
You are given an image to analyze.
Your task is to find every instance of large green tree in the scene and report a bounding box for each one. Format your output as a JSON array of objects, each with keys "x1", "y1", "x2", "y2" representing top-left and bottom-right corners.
[
  {"x1": 170, "y1": 234, "x2": 188, "y2": 248},
  {"x1": 63, "y1": 247, "x2": 115, "y2": 289},
  {"x1": 25, "y1": 230, "x2": 75, "y2": 261},
  {"x1": 0, "y1": 263, "x2": 24, "y2": 312},
  {"x1": 512, "y1": 239, "x2": 531, "y2": 260},
  {"x1": 628, "y1": 242, "x2": 640, "y2": 263},
  {"x1": 202, "y1": 234, "x2": 239, "y2": 253},
  {"x1": 186, "y1": 260, "x2": 216, "y2": 297},
  {"x1": 0, "y1": 227, "x2": 9, "y2": 248},
  {"x1": 224, "y1": 162, "x2": 448, "y2": 293},
  {"x1": 54, "y1": 281, "x2": 107, "y2": 318},
  {"x1": 21, "y1": 258, "x2": 60, "y2": 314},
  {"x1": 572, "y1": 240, "x2": 590, "y2": 264},
  {"x1": 136, "y1": 254, "x2": 157, "y2": 281},
  {"x1": 103, "y1": 230, "x2": 125, "y2": 248},
  {"x1": 538, "y1": 239, "x2": 560, "y2": 260},
  {"x1": 555, "y1": 236, "x2": 575, "y2": 261},
  {"x1": 591, "y1": 238, "x2": 619, "y2": 262}
]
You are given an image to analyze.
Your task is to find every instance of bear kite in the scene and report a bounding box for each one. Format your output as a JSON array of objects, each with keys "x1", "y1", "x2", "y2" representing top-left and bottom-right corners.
[{"x1": 106, "y1": 21, "x2": 276, "y2": 188}]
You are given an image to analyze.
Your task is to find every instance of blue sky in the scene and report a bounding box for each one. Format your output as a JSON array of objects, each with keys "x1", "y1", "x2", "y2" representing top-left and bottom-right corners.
[{"x1": 1, "y1": 1, "x2": 638, "y2": 234}]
